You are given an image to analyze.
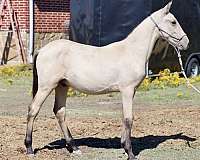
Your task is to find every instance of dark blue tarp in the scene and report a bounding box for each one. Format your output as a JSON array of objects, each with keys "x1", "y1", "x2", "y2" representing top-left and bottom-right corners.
[{"x1": 70, "y1": 0, "x2": 152, "y2": 46}]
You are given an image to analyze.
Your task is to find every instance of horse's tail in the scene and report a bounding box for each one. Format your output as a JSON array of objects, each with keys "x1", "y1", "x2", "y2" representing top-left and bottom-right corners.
[{"x1": 32, "y1": 52, "x2": 39, "y2": 99}]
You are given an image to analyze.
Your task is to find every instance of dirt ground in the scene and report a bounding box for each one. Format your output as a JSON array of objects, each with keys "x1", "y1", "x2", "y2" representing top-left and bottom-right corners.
[{"x1": 1, "y1": 78, "x2": 200, "y2": 160}]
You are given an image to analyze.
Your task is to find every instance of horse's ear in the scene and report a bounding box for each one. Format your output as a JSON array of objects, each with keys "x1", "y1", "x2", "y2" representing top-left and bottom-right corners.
[{"x1": 163, "y1": 1, "x2": 172, "y2": 15}]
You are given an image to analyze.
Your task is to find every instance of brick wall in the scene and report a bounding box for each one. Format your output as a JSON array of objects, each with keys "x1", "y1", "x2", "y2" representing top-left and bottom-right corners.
[
  {"x1": 0, "y1": 0, "x2": 70, "y2": 33},
  {"x1": 35, "y1": 0, "x2": 70, "y2": 33}
]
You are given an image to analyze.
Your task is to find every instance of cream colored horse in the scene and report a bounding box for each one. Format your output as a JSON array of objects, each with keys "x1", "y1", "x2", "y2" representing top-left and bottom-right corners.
[{"x1": 25, "y1": 2, "x2": 189, "y2": 160}]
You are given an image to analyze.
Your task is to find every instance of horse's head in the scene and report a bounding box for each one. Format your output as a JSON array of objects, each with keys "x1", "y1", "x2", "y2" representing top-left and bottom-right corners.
[{"x1": 151, "y1": 1, "x2": 189, "y2": 50}]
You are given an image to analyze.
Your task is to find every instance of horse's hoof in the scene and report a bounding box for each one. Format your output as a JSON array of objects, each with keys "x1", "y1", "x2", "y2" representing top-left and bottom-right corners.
[
  {"x1": 27, "y1": 153, "x2": 35, "y2": 158},
  {"x1": 128, "y1": 155, "x2": 138, "y2": 160},
  {"x1": 26, "y1": 148, "x2": 34, "y2": 155},
  {"x1": 127, "y1": 158, "x2": 137, "y2": 160},
  {"x1": 72, "y1": 149, "x2": 82, "y2": 155}
]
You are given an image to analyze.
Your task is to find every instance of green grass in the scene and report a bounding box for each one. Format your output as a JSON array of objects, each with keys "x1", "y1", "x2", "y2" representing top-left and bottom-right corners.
[
  {"x1": 0, "y1": 75, "x2": 200, "y2": 118},
  {"x1": 140, "y1": 147, "x2": 200, "y2": 160},
  {"x1": 136, "y1": 83, "x2": 200, "y2": 107}
]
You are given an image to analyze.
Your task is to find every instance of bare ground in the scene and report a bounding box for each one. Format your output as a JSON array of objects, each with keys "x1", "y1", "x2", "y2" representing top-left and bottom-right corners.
[{"x1": 0, "y1": 78, "x2": 200, "y2": 160}]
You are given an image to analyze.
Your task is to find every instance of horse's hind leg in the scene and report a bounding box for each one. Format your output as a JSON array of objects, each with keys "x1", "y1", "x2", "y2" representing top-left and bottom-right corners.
[
  {"x1": 25, "y1": 86, "x2": 53, "y2": 155},
  {"x1": 53, "y1": 83, "x2": 80, "y2": 154}
]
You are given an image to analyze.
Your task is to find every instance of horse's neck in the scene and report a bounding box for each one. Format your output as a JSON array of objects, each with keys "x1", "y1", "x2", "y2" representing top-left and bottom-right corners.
[{"x1": 124, "y1": 17, "x2": 159, "y2": 62}]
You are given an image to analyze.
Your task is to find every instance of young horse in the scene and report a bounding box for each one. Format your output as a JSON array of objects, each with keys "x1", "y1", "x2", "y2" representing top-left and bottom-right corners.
[{"x1": 25, "y1": 2, "x2": 189, "y2": 160}]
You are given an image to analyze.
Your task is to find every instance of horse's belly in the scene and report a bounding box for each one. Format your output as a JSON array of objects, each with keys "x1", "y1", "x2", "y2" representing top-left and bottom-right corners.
[
  {"x1": 66, "y1": 73, "x2": 119, "y2": 94},
  {"x1": 72, "y1": 84, "x2": 119, "y2": 94}
]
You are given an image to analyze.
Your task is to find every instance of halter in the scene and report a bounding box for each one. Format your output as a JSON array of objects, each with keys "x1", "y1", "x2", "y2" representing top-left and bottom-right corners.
[
  {"x1": 150, "y1": 16, "x2": 187, "y2": 46},
  {"x1": 150, "y1": 16, "x2": 200, "y2": 94}
]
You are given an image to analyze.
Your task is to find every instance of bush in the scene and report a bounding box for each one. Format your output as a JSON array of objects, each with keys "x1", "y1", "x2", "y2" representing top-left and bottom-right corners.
[
  {"x1": 0, "y1": 64, "x2": 32, "y2": 77},
  {"x1": 139, "y1": 69, "x2": 196, "y2": 91}
]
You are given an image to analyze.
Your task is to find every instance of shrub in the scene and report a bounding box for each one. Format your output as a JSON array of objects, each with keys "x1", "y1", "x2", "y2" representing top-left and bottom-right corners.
[
  {"x1": 140, "y1": 69, "x2": 194, "y2": 91},
  {"x1": 0, "y1": 64, "x2": 32, "y2": 77}
]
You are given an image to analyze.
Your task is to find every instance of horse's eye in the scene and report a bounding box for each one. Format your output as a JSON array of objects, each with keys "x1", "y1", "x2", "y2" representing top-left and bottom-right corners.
[{"x1": 171, "y1": 21, "x2": 176, "y2": 25}]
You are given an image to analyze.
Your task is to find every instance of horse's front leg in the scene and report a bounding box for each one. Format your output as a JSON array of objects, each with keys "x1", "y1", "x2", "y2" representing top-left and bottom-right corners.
[{"x1": 120, "y1": 87, "x2": 136, "y2": 160}]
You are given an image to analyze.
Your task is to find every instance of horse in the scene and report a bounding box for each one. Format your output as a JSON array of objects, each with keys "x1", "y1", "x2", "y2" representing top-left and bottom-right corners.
[{"x1": 24, "y1": 1, "x2": 189, "y2": 160}]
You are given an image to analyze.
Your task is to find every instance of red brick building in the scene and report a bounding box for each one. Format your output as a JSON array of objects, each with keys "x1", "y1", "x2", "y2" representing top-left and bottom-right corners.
[
  {"x1": 0, "y1": 0, "x2": 70, "y2": 64},
  {"x1": 1, "y1": 0, "x2": 70, "y2": 32}
]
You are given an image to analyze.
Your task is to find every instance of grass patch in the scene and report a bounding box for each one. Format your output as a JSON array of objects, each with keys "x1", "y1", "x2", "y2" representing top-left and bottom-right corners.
[{"x1": 1, "y1": 66, "x2": 200, "y2": 100}]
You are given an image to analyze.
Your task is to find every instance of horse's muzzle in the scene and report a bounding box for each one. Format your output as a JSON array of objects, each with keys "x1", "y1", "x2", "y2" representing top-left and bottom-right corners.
[{"x1": 179, "y1": 35, "x2": 189, "y2": 50}]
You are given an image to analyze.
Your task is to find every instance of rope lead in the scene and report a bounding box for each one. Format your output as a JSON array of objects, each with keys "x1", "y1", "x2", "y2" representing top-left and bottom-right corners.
[{"x1": 174, "y1": 47, "x2": 200, "y2": 94}]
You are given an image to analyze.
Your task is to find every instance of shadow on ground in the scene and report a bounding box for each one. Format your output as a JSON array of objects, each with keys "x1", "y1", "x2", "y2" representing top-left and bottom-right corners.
[{"x1": 34, "y1": 133, "x2": 196, "y2": 156}]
